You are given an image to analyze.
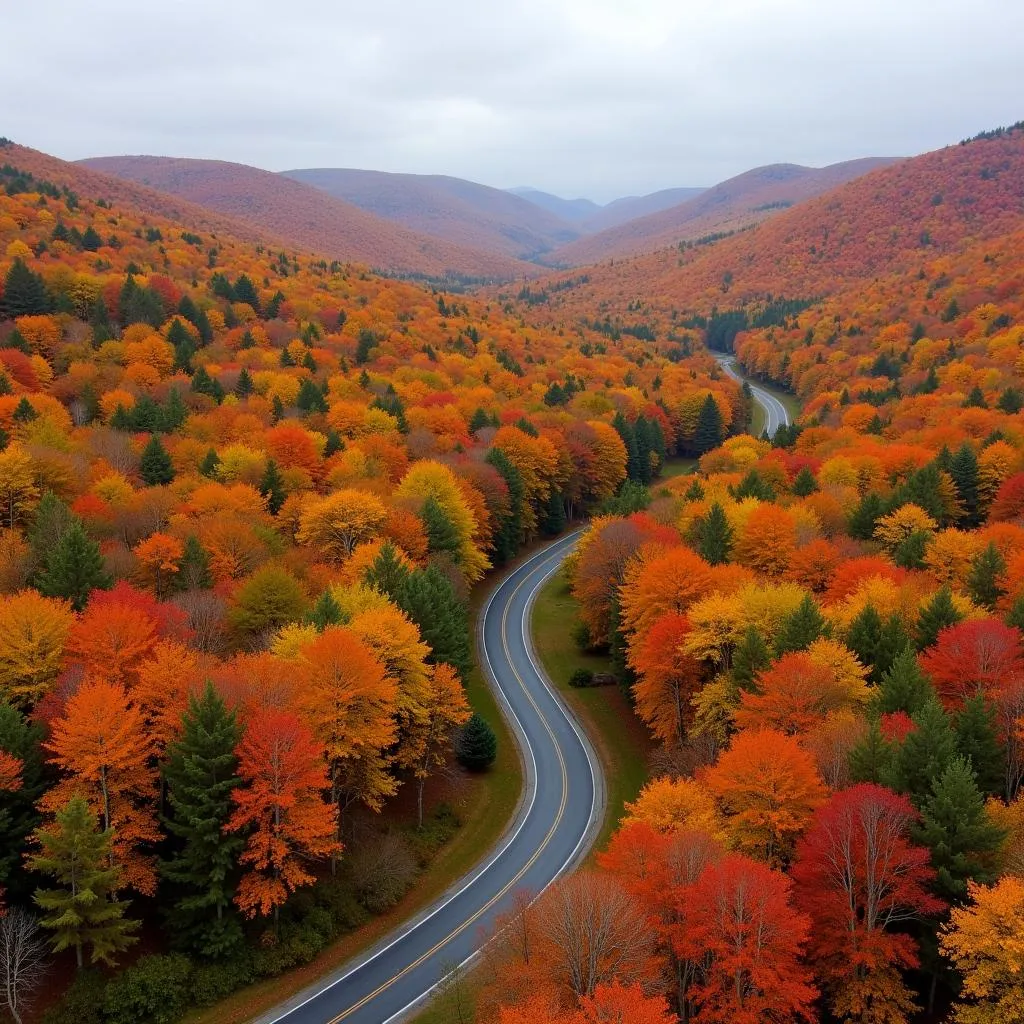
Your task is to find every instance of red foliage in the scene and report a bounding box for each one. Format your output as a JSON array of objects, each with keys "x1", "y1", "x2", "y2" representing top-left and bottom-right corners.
[{"x1": 919, "y1": 618, "x2": 1024, "y2": 709}]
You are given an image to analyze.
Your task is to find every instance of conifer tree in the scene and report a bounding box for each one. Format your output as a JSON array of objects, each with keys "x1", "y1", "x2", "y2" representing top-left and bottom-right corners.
[
  {"x1": 734, "y1": 468, "x2": 774, "y2": 501},
  {"x1": 456, "y1": 714, "x2": 496, "y2": 771},
  {"x1": 365, "y1": 542, "x2": 412, "y2": 599},
  {"x1": 29, "y1": 491, "x2": 73, "y2": 570},
  {"x1": 0, "y1": 704, "x2": 45, "y2": 900},
  {"x1": 30, "y1": 797, "x2": 139, "y2": 968},
  {"x1": 271, "y1": 394, "x2": 285, "y2": 424},
  {"x1": 421, "y1": 496, "x2": 460, "y2": 556},
  {"x1": 848, "y1": 715, "x2": 896, "y2": 784},
  {"x1": 36, "y1": 519, "x2": 111, "y2": 610},
  {"x1": 732, "y1": 625, "x2": 771, "y2": 691},
  {"x1": 306, "y1": 590, "x2": 343, "y2": 631},
  {"x1": 693, "y1": 394, "x2": 723, "y2": 454},
  {"x1": 541, "y1": 491, "x2": 566, "y2": 534},
  {"x1": 914, "y1": 756, "x2": 1006, "y2": 901},
  {"x1": 139, "y1": 434, "x2": 174, "y2": 486},
  {"x1": 886, "y1": 697, "x2": 958, "y2": 804},
  {"x1": 877, "y1": 646, "x2": 934, "y2": 716},
  {"x1": 12, "y1": 398, "x2": 36, "y2": 423},
  {"x1": 175, "y1": 535, "x2": 212, "y2": 591},
  {"x1": 161, "y1": 684, "x2": 244, "y2": 958},
  {"x1": 847, "y1": 604, "x2": 908, "y2": 683},
  {"x1": 950, "y1": 442, "x2": 980, "y2": 525},
  {"x1": 848, "y1": 491, "x2": 885, "y2": 540},
  {"x1": 916, "y1": 586, "x2": 963, "y2": 650},
  {"x1": 198, "y1": 447, "x2": 220, "y2": 478},
  {"x1": 323, "y1": 428, "x2": 343, "y2": 458},
  {"x1": 696, "y1": 502, "x2": 732, "y2": 565},
  {"x1": 486, "y1": 448, "x2": 524, "y2": 562},
  {"x1": 954, "y1": 695, "x2": 1005, "y2": 798},
  {"x1": 397, "y1": 566, "x2": 471, "y2": 680},
  {"x1": 791, "y1": 466, "x2": 818, "y2": 496},
  {"x1": 259, "y1": 458, "x2": 286, "y2": 515},
  {"x1": 774, "y1": 593, "x2": 826, "y2": 655},
  {"x1": 234, "y1": 367, "x2": 254, "y2": 398},
  {"x1": 0, "y1": 259, "x2": 49, "y2": 318},
  {"x1": 967, "y1": 542, "x2": 1007, "y2": 610}
]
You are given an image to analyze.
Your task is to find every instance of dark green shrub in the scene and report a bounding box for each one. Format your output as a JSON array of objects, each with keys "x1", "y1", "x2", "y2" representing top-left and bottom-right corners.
[
  {"x1": 43, "y1": 971, "x2": 106, "y2": 1024},
  {"x1": 456, "y1": 713, "x2": 497, "y2": 771},
  {"x1": 103, "y1": 953, "x2": 193, "y2": 1024},
  {"x1": 569, "y1": 668, "x2": 595, "y2": 688},
  {"x1": 190, "y1": 956, "x2": 253, "y2": 1007}
]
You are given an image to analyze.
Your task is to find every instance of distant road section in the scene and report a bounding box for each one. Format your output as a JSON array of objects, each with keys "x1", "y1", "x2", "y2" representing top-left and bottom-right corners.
[{"x1": 715, "y1": 353, "x2": 792, "y2": 436}]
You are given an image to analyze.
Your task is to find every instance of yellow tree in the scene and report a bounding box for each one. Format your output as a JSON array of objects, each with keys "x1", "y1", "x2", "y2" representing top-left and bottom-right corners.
[
  {"x1": 873, "y1": 503, "x2": 938, "y2": 551},
  {"x1": 134, "y1": 532, "x2": 184, "y2": 597},
  {"x1": 940, "y1": 877, "x2": 1024, "y2": 1024},
  {"x1": 0, "y1": 590, "x2": 74, "y2": 707},
  {"x1": 296, "y1": 489, "x2": 388, "y2": 562},
  {"x1": 623, "y1": 776, "x2": 728, "y2": 841},
  {"x1": 0, "y1": 443, "x2": 39, "y2": 529}
]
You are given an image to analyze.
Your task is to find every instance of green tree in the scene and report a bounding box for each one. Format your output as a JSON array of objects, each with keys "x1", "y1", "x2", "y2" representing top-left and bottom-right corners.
[
  {"x1": 30, "y1": 797, "x2": 139, "y2": 968},
  {"x1": 848, "y1": 491, "x2": 886, "y2": 540},
  {"x1": 364, "y1": 542, "x2": 412, "y2": 599},
  {"x1": 914, "y1": 756, "x2": 1006, "y2": 901},
  {"x1": 421, "y1": 496, "x2": 460, "y2": 556},
  {"x1": 791, "y1": 466, "x2": 818, "y2": 496},
  {"x1": 139, "y1": 435, "x2": 174, "y2": 486},
  {"x1": 456, "y1": 714, "x2": 496, "y2": 772},
  {"x1": 198, "y1": 448, "x2": 220, "y2": 478},
  {"x1": 0, "y1": 259, "x2": 49, "y2": 318},
  {"x1": 916, "y1": 586, "x2": 963, "y2": 650},
  {"x1": 306, "y1": 590, "x2": 343, "y2": 631},
  {"x1": 732, "y1": 625, "x2": 770, "y2": 692},
  {"x1": 175, "y1": 535, "x2": 212, "y2": 591},
  {"x1": 734, "y1": 468, "x2": 774, "y2": 501},
  {"x1": 486, "y1": 449, "x2": 524, "y2": 563},
  {"x1": 397, "y1": 566, "x2": 471, "y2": 680},
  {"x1": 967, "y1": 543, "x2": 1007, "y2": 611},
  {"x1": 954, "y1": 695, "x2": 1005, "y2": 798},
  {"x1": 847, "y1": 605, "x2": 908, "y2": 684},
  {"x1": 0, "y1": 704, "x2": 45, "y2": 899},
  {"x1": 774, "y1": 593, "x2": 826, "y2": 655},
  {"x1": 696, "y1": 502, "x2": 732, "y2": 565},
  {"x1": 29, "y1": 491, "x2": 73, "y2": 570},
  {"x1": 36, "y1": 519, "x2": 111, "y2": 611},
  {"x1": 693, "y1": 394, "x2": 723, "y2": 455},
  {"x1": 848, "y1": 715, "x2": 896, "y2": 784},
  {"x1": 233, "y1": 368, "x2": 254, "y2": 398},
  {"x1": 259, "y1": 458, "x2": 286, "y2": 515},
  {"x1": 950, "y1": 443, "x2": 980, "y2": 525},
  {"x1": 161, "y1": 684, "x2": 244, "y2": 958},
  {"x1": 877, "y1": 646, "x2": 934, "y2": 716},
  {"x1": 886, "y1": 697, "x2": 958, "y2": 804},
  {"x1": 227, "y1": 564, "x2": 306, "y2": 635}
]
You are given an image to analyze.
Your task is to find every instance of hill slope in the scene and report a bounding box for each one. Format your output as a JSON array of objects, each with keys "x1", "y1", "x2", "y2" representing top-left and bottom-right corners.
[
  {"x1": 79, "y1": 155, "x2": 532, "y2": 281},
  {"x1": 517, "y1": 132, "x2": 1024, "y2": 325},
  {"x1": 551, "y1": 158, "x2": 898, "y2": 265},
  {"x1": 506, "y1": 187, "x2": 601, "y2": 223},
  {"x1": 284, "y1": 168, "x2": 580, "y2": 260},
  {"x1": 580, "y1": 187, "x2": 708, "y2": 233}
]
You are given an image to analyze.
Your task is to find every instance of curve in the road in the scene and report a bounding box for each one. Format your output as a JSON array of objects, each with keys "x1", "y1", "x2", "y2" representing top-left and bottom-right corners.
[
  {"x1": 258, "y1": 532, "x2": 601, "y2": 1024},
  {"x1": 715, "y1": 352, "x2": 792, "y2": 436}
]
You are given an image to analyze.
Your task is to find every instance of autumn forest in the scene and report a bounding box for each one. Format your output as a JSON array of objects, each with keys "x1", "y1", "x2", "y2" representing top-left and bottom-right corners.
[{"x1": 0, "y1": 117, "x2": 1023, "y2": 1024}]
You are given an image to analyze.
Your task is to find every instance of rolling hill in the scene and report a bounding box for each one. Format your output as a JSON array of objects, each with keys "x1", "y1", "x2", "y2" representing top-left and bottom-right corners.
[
  {"x1": 78, "y1": 155, "x2": 532, "y2": 281},
  {"x1": 549, "y1": 158, "x2": 898, "y2": 265},
  {"x1": 283, "y1": 168, "x2": 579, "y2": 261},
  {"x1": 506, "y1": 187, "x2": 601, "y2": 223},
  {"x1": 578, "y1": 186, "x2": 708, "y2": 233}
]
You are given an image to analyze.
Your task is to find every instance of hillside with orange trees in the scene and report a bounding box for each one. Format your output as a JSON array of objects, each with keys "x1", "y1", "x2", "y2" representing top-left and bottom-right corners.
[
  {"x1": 514, "y1": 127, "x2": 1024, "y2": 333},
  {"x1": 80, "y1": 155, "x2": 533, "y2": 282},
  {"x1": 549, "y1": 157, "x2": 897, "y2": 266},
  {"x1": 0, "y1": 138, "x2": 748, "y2": 1022}
]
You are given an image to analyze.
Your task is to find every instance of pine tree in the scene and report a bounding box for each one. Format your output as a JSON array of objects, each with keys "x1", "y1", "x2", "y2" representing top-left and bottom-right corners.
[
  {"x1": 161, "y1": 684, "x2": 244, "y2": 958},
  {"x1": 894, "y1": 529, "x2": 929, "y2": 570},
  {"x1": 421, "y1": 496, "x2": 460, "y2": 556},
  {"x1": 234, "y1": 367, "x2": 254, "y2": 398},
  {"x1": 296, "y1": 378, "x2": 327, "y2": 414},
  {"x1": 541, "y1": 491, "x2": 566, "y2": 535},
  {"x1": 365, "y1": 542, "x2": 412, "y2": 599},
  {"x1": 693, "y1": 394, "x2": 723, "y2": 454},
  {"x1": 877, "y1": 646, "x2": 934, "y2": 716},
  {"x1": 848, "y1": 491, "x2": 885, "y2": 540},
  {"x1": 791, "y1": 466, "x2": 818, "y2": 496},
  {"x1": 487, "y1": 448, "x2": 524, "y2": 562},
  {"x1": 198, "y1": 447, "x2": 221, "y2": 478},
  {"x1": 612, "y1": 413, "x2": 641, "y2": 482},
  {"x1": 30, "y1": 797, "x2": 139, "y2": 968},
  {"x1": 306, "y1": 590, "x2": 343, "y2": 631},
  {"x1": 259, "y1": 458, "x2": 286, "y2": 515},
  {"x1": 734, "y1": 468, "x2": 774, "y2": 501},
  {"x1": 36, "y1": 519, "x2": 111, "y2": 611},
  {"x1": 139, "y1": 435, "x2": 174, "y2": 486},
  {"x1": 732, "y1": 625, "x2": 770, "y2": 691},
  {"x1": 914, "y1": 756, "x2": 1006, "y2": 901},
  {"x1": 0, "y1": 704, "x2": 45, "y2": 900},
  {"x1": 967, "y1": 542, "x2": 1007, "y2": 610},
  {"x1": 774, "y1": 594, "x2": 826, "y2": 655},
  {"x1": 886, "y1": 697, "x2": 958, "y2": 804},
  {"x1": 469, "y1": 408, "x2": 490, "y2": 435},
  {"x1": 0, "y1": 259, "x2": 49, "y2": 318},
  {"x1": 176, "y1": 535, "x2": 212, "y2": 591},
  {"x1": 950, "y1": 442, "x2": 980, "y2": 525},
  {"x1": 397, "y1": 566, "x2": 471, "y2": 680},
  {"x1": 29, "y1": 491, "x2": 73, "y2": 570},
  {"x1": 848, "y1": 715, "x2": 897, "y2": 784},
  {"x1": 697, "y1": 502, "x2": 733, "y2": 565},
  {"x1": 456, "y1": 714, "x2": 496, "y2": 771},
  {"x1": 916, "y1": 586, "x2": 963, "y2": 650},
  {"x1": 271, "y1": 394, "x2": 285, "y2": 424},
  {"x1": 954, "y1": 695, "x2": 1005, "y2": 798},
  {"x1": 12, "y1": 397, "x2": 36, "y2": 423}
]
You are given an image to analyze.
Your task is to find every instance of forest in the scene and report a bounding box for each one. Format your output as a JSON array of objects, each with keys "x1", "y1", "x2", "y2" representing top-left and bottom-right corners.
[{"x1": 0, "y1": 122, "x2": 1022, "y2": 1024}]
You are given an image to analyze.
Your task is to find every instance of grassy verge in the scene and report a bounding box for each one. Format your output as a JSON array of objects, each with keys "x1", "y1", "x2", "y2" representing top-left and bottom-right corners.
[
  {"x1": 184, "y1": 589, "x2": 521, "y2": 1024},
  {"x1": 531, "y1": 572, "x2": 652, "y2": 851},
  {"x1": 660, "y1": 455, "x2": 697, "y2": 481}
]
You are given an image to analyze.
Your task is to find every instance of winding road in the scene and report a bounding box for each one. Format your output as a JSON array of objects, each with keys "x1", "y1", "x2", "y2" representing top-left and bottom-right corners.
[
  {"x1": 259, "y1": 531, "x2": 601, "y2": 1024},
  {"x1": 715, "y1": 352, "x2": 791, "y2": 437},
  {"x1": 259, "y1": 359, "x2": 787, "y2": 1024}
]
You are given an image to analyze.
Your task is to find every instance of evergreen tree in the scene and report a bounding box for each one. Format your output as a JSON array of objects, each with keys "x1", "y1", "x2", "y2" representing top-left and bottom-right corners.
[
  {"x1": 37, "y1": 519, "x2": 111, "y2": 611},
  {"x1": 916, "y1": 586, "x2": 963, "y2": 650},
  {"x1": 732, "y1": 625, "x2": 770, "y2": 691},
  {"x1": 885, "y1": 697, "x2": 958, "y2": 804},
  {"x1": 894, "y1": 529, "x2": 929, "y2": 570},
  {"x1": 696, "y1": 502, "x2": 733, "y2": 565},
  {"x1": 0, "y1": 258, "x2": 49, "y2": 318},
  {"x1": 0, "y1": 704, "x2": 45, "y2": 899},
  {"x1": 997, "y1": 386, "x2": 1023, "y2": 414},
  {"x1": 161, "y1": 388, "x2": 187, "y2": 432},
  {"x1": 848, "y1": 491, "x2": 886, "y2": 540},
  {"x1": 456, "y1": 714, "x2": 496, "y2": 771},
  {"x1": 30, "y1": 797, "x2": 139, "y2": 968},
  {"x1": 847, "y1": 605, "x2": 908, "y2": 684},
  {"x1": 954, "y1": 695, "x2": 1005, "y2": 798},
  {"x1": 259, "y1": 458, "x2": 286, "y2": 515},
  {"x1": 397, "y1": 566, "x2": 471, "y2": 680},
  {"x1": 29, "y1": 491, "x2": 73, "y2": 569},
  {"x1": 849, "y1": 716, "x2": 896, "y2": 784},
  {"x1": 139, "y1": 434, "x2": 174, "y2": 486},
  {"x1": 914, "y1": 756, "x2": 1006, "y2": 901},
  {"x1": 307, "y1": 590, "x2": 343, "y2": 631},
  {"x1": 967, "y1": 542, "x2": 1007, "y2": 610},
  {"x1": 271, "y1": 395, "x2": 285, "y2": 424},
  {"x1": 198, "y1": 447, "x2": 220, "y2": 478},
  {"x1": 541, "y1": 491, "x2": 566, "y2": 535},
  {"x1": 161, "y1": 684, "x2": 244, "y2": 958},
  {"x1": 774, "y1": 594, "x2": 826, "y2": 655},
  {"x1": 950, "y1": 442, "x2": 980, "y2": 525},
  {"x1": 12, "y1": 397, "x2": 36, "y2": 423},
  {"x1": 175, "y1": 535, "x2": 212, "y2": 591},
  {"x1": 877, "y1": 646, "x2": 934, "y2": 716},
  {"x1": 296, "y1": 377, "x2": 328, "y2": 414},
  {"x1": 232, "y1": 274, "x2": 260, "y2": 314},
  {"x1": 693, "y1": 394, "x2": 723, "y2": 454},
  {"x1": 791, "y1": 466, "x2": 818, "y2": 496},
  {"x1": 323, "y1": 428, "x2": 343, "y2": 458},
  {"x1": 365, "y1": 542, "x2": 412, "y2": 599},
  {"x1": 734, "y1": 468, "x2": 774, "y2": 501},
  {"x1": 486, "y1": 448, "x2": 524, "y2": 563},
  {"x1": 612, "y1": 413, "x2": 641, "y2": 482},
  {"x1": 421, "y1": 496, "x2": 460, "y2": 556},
  {"x1": 469, "y1": 408, "x2": 491, "y2": 435},
  {"x1": 234, "y1": 367, "x2": 254, "y2": 398},
  {"x1": 1008, "y1": 593, "x2": 1024, "y2": 633}
]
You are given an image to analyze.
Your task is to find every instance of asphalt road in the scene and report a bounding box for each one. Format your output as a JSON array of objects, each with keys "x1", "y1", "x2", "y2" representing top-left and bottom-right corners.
[
  {"x1": 258, "y1": 532, "x2": 601, "y2": 1024},
  {"x1": 715, "y1": 352, "x2": 792, "y2": 435}
]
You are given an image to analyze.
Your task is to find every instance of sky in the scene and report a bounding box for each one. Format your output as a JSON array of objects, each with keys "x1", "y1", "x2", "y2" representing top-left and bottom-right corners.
[{"x1": 4, "y1": 0, "x2": 1023, "y2": 203}]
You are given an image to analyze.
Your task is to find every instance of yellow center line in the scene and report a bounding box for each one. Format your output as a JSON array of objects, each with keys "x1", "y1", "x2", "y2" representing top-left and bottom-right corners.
[{"x1": 325, "y1": 547, "x2": 571, "y2": 1023}]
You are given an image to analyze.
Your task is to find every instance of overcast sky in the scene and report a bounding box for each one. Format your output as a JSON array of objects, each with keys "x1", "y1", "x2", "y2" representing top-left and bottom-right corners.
[{"x1": 4, "y1": 0, "x2": 1022, "y2": 202}]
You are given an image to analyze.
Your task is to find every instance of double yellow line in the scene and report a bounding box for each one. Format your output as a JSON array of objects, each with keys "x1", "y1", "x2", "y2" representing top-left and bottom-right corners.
[{"x1": 325, "y1": 547, "x2": 572, "y2": 1023}]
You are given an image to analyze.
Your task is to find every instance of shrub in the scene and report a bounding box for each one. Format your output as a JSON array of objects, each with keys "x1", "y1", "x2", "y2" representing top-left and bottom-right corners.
[
  {"x1": 190, "y1": 956, "x2": 253, "y2": 1007},
  {"x1": 569, "y1": 668, "x2": 595, "y2": 687},
  {"x1": 43, "y1": 971, "x2": 106, "y2": 1024},
  {"x1": 456, "y1": 713, "x2": 497, "y2": 771},
  {"x1": 103, "y1": 954, "x2": 193, "y2": 1024},
  {"x1": 351, "y1": 832, "x2": 418, "y2": 913}
]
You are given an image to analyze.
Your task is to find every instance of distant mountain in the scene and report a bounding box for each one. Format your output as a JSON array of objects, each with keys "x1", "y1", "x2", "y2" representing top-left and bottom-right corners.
[
  {"x1": 507, "y1": 187, "x2": 601, "y2": 223},
  {"x1": 284, "y1": 169, "x2": 579, "y2": 261},
  {"x1": 581, "y1": 187, "x2": 707, "y2": 232},
  {"x1": 550, "y1": 158, "x2": 898, "y2": 265},
  {"x1": 79, "y1": 156, "x2": 532, "y2": 281}
]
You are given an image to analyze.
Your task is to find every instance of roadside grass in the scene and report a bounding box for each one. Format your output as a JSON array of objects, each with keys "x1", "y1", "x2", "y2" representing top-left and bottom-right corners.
[
  {"x1": 184, "y1": 588, "x2": 521, "y2": 1024},
  {"x1": 660, "y1": 455, "x2": 697, "y2": 481}
]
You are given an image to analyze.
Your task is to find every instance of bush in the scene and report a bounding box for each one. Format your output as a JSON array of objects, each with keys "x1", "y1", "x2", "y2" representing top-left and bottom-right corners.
[
  {"x1": 407, "y1": 803, "x2": 461, "y2": 865},
  {"x1": 351, "y1": 832, "x2": 418, "y2": 913},
  {"x1": 103, "y1": 954, "x2": 193, "y2": 1024},
  {"x1": 190, "y1": 956, "x2": 253, "y2": 1007},
  {"x1": 569, "y1": 668, "x2": 595, "y2": 687},
  {"x1": 312, "y1": 875, "x2": 370, "y2": 933},
  {"x1": 456, "y1": 713, "x2": 497, "y2": 771},
  {"x1": 572, "y1": 620, "x2": 592, "y2": 651},
  {"x1": 43, "y1": 971, "x2": 106, "y2": 1024}
]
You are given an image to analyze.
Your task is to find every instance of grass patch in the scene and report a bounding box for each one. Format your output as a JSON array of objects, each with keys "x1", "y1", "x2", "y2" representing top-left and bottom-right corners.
[
  {"x1": 531, "y1": 572, "x2": 652, "y2": 851},
  {"x1": 183, "y1": 587, "x2": 521, "y2": 1024},
  {"x1": 660, "y1": 456, "x2": 697, "y2": 481}
]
